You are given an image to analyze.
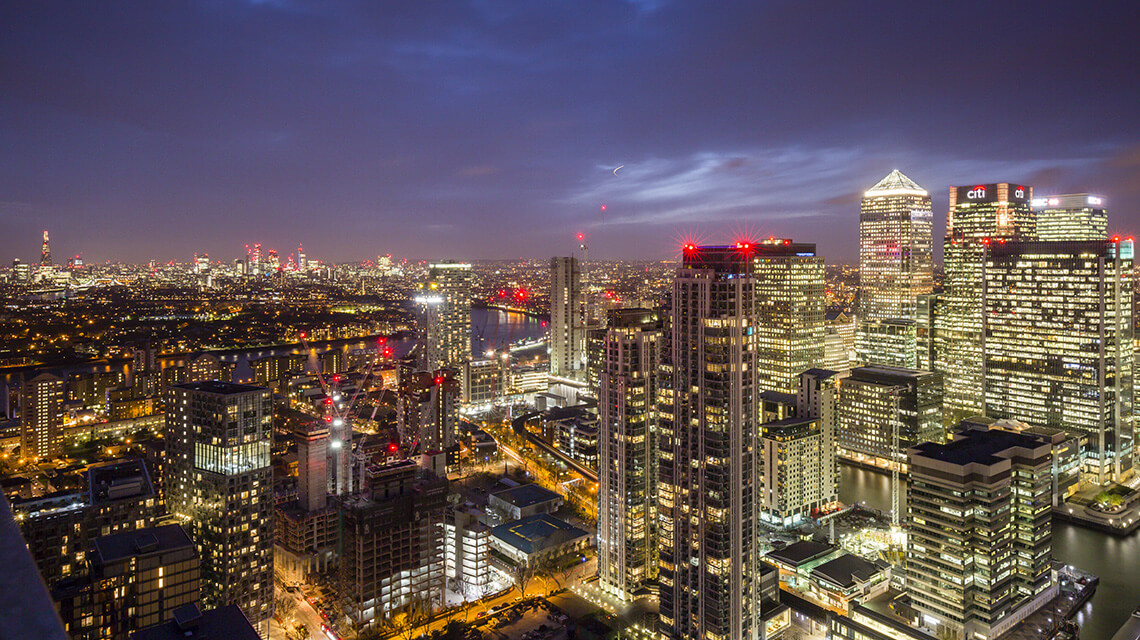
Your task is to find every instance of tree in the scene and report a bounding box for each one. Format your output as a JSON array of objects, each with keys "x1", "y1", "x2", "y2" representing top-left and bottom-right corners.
[
  {"x1": 510, "y1": 562, "x2": 535, "y2": 598},
  {"x1": 378, "y1": 595, "x2": 432, "y2": 640},
  {"x1": 276, "y1": 595, "x2": 297, "y2": 621}
]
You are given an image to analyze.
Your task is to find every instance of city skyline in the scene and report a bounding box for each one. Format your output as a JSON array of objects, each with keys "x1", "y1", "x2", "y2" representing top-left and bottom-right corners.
[{"x1": 2, "y1": 3, "x2": 1139, "y2": 264}]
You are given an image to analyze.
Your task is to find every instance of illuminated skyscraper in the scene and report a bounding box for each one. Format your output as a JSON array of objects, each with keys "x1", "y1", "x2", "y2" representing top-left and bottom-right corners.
[
  {"x1": 597, "y1": 308, "x2": 662, "y2": 600},
  {"x1": 935, "y1": 183, "x2": 1035, "y2": 424},
  {"x1": 837, "y1": 365, "x2": 943, "y2": 472},
  {"x1": 983, "y1": 239, "x2": 1134, "y2": 484},
  {"x1": 752, "y1": 240, "x2": 826, "y2": 394},
  {"x1": 20, "y1": 371, "x2": 64, "y2": 461},
  {"x1": 41, "y1": 230, "x2": 52, "y2": 266},
  {"x1": 1031, "y1": 194, "x2": 1107, "y2": 241},
  {"x1": 858, "y1": 170, "x2": 934, "y2": 321},
  {"x1": 550, "y1": 256, "x2": 586, "y2": 380},
  {"x1": 165, "y1": 382, "x2": 274, "y2": 637},
  {"x1": 418, "y1": 261, "x2": 473, "y2": 371},
  {"x1": 907, "y1": 426, "x2": 1058, "y2": 640},
  {"x1": 658, "y1": 244, "x2": 761, "y2": 640}
]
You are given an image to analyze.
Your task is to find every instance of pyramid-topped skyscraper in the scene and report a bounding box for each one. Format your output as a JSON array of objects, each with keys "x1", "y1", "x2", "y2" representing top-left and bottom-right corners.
[{"x1": 856, "y1": 170, "x2": 934, "y2": 367}]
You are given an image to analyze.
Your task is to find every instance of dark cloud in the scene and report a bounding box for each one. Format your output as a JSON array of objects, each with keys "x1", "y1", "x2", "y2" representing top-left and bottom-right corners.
[{"x1": 1, "y1": 0, "x2": 1137, "y2": 264}]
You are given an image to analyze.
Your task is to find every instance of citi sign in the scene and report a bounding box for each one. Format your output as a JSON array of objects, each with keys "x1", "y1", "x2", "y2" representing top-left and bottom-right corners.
[{"x1": 967, "y1": 186, "x2": 987, "y2": 199}]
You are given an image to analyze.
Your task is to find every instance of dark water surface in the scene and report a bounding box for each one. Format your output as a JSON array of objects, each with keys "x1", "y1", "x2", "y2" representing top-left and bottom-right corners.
[{"x1": 839, "y1": 464, "x2": 1140, "y2": 640}]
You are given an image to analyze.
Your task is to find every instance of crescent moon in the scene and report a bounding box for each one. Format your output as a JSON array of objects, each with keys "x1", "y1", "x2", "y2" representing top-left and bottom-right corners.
[{"x1": 614, "y1": 165, "x2": 624, "y2": 175}]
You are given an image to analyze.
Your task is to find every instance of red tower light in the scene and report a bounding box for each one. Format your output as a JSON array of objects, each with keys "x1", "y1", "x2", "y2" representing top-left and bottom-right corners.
[
  {"x1": 434, "y1": 375, "x2": 445, "y2": 385},
  {"x1": 388, "y1": 442, "x2": 399, "y2": 453},
  {"x1": 1113, "y1": 236, "x2": 1121, "y2": 242},
  {"x1": 324, "y1": 398, "x2": 333, "y2": 405}
]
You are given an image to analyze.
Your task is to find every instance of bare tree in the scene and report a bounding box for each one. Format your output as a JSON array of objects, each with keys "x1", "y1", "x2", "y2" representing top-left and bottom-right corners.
[
  {"x1": 510, "y1": 562, "x2": 535, "y2": 598},
  {"x1": 377, "y1": 596, "x2": 432, "y2": 640}
]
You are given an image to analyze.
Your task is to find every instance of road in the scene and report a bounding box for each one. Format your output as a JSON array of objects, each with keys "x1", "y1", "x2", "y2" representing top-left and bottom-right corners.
[{"x1": 271, "y1": 587, "x2": 339, "y2": 640}]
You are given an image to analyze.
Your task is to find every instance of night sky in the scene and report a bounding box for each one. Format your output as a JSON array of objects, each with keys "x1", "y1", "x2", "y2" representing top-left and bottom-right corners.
[{"x1": 2, "y1": 1, "x2": 1138, "y2": 265}]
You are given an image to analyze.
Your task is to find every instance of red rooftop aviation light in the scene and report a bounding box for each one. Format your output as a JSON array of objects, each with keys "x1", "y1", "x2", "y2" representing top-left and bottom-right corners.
[
  {"x1": 298, "y1": 331, "x2": 307, "y2": 340},
  {"x1": 1113, "y1": 236, "x2": 1121, "y2": 242},
  {"x1": 982, "y1": 238, "x2": 991, "y2": 245},
  {"x1": 434, "y1": 375, "x2": 445, "y2": 385},
  {"x1": 388, "y1": 442, "x2": 399, "y2": 453},
  {"x1": 682, "y1": 243, "x2": 695, "y2": 252}
]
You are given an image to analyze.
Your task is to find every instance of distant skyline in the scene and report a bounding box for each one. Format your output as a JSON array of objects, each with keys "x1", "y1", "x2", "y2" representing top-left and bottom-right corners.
[{"x1": 2, "y1": 2, "x2": 1138, "y2": 265}]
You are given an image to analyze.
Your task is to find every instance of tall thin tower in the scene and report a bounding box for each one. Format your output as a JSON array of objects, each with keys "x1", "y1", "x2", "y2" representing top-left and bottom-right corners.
[
  {"x1": 550, "y1": 256, "x2": 586, "y2": 379},
  {"x1": 41, "y1": 230, "x2": 51, "y2": 266},
  {"x1": 659, "y1": 243, "x2": 760, "y2": 640},
  {"x1": 598, "y1": 308, "x2": 662, "y2": 600}
]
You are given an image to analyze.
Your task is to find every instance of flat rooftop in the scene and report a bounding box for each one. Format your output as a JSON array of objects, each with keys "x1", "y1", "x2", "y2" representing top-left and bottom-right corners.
[
  {"x1": 490, "y1": 483, "x2": 562, "y2": 509},
  {"x1": 491, "y1": 513, "x2": 589, "y2": 555},
  {"x1": 173, "y1": 380, "x2": 265, "y2": 395},
  {"x1": 811, "y1": 553, "x2": 888, "y2": 589},
  {"x1": 910, "y1": 428, "x2": 1044, "y2": 466},
  {"x1": 93, "y1": 524, "x2": 194, "y2": 566},
  {"x1": 765, "y1": 540, "x2": 833, "y2": 567},
  {"x1": 130, "y1": 604, "x2": 259, "y2": 640}
]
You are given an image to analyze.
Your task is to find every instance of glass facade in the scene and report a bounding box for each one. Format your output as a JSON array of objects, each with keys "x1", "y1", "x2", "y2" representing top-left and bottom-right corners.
[
  {"x1": 598, "y1": 308, "x2": 661, "y2": 600},
  {"x1": 936, "y1": 183, "x2": 1036, "y2": 425},
  {"x1": 982, "y1": 240, "x2": 1134, "y2": 484},
  {"x1": 858, "y1": 170, "x2": 934, "y2": 323},
  {"x1": 1031, "y1": 194, "x2": 1108, "y2": 241}
]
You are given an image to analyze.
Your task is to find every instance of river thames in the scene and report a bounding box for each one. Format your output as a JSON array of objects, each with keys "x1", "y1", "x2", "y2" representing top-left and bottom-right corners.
[{"x1": 839, "y1": 464, "x2": 1140, "y2": 639}]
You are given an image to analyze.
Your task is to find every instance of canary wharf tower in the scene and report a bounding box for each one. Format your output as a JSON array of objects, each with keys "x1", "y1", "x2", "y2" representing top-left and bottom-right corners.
[
  {"x1": 858, "y1": 170, "x2": 934, "y2": 322},
  {"x1": 856, "y1": 170, "x2": 934, "y2": 367}
]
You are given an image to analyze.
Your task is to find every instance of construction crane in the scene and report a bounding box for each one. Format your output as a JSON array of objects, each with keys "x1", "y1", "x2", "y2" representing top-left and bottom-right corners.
[{"x1": 298, "y1": 330, "x2": 391, "y2": 496}]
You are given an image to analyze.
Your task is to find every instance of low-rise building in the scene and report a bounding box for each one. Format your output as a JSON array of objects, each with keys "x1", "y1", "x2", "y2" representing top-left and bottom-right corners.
[
  {"x1": 488, "y1": 483, "x2": 563, "y2": 521},
  {"x1": 489, "y1": 513, "x2": 590, "y2": 569}
]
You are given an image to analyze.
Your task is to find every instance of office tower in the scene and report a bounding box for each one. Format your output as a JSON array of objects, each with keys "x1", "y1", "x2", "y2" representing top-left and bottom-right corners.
[
  {"x1": 983, "y1": 239, "x2": 1134, "y2": 484},
  {"x1": 165, "y1": 382, "x2": 273, "y2": 637},
  {"x1": 550, "y1": 256, "x2": 586, "y2": 380},
  {"x1": 41, "y1": 229, "x2": 52, "y2": 266},
  {"x1": 55, "y1": 524, "x2": 201, "y2": 640},
  {"x1": 753, "y1": 239, "x2": 826, "y2": 394},
  {"x1": 854, "y1": 319, "x2": 918, "y2": 369},
  {"x1": 858, "y1": 170, "x2": 934, "y2": 320},
  {"x1": 597, "y1": 308, "x2": 662, "y2": 600},
  {"x1": 14, "y1": 459, "x2": 160, "y2": 586},
  {"x1": 915, "y1": 293, "x2": 939, "y2": 372},
  {"x1": 1031, "y1": 193, "x2": 1107, "y2": 241},
  {"x1": 20, "y1": 371, "x2": 64, "y2": 461},
  {"x1": 858, "y1": 171, "x2": 933, "y2": 367},
  {"x1": 936, "y1": 183, "x2": 1035, "y2": 424},
  {"x1": 297, "y1": 244, "x2": 306, "y2": 271},
  {"x1": 418, "y1": 261, "x2": 473, "y2": 371},
  {"x1": 758, "y1": 370, "x2": 840, "y2": 528},
  {"x1": 823, "y1": 311, "x2": 854, "y2": 372},
  {"x1": 837, "y1": 365, "x2": 943, "y2": 471},
  {"x1": 658, "y1": 244, "x2": 760, "y2": 640},
  {"x1": 907, "y1": 426, "x2": 1057, "y2": 640},
  {"x1": 340, "y1": 460, "x2": 448, "y2": 631}
]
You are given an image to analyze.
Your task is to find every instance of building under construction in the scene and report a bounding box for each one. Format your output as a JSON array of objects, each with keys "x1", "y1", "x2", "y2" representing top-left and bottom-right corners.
[{"x1": 339, "y1": 459, "x2": 448, "y2": 631}]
